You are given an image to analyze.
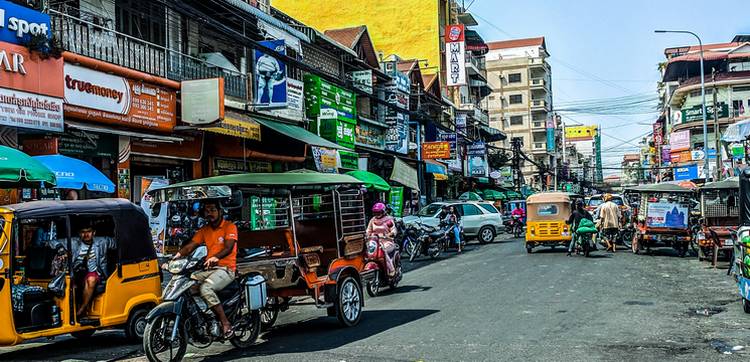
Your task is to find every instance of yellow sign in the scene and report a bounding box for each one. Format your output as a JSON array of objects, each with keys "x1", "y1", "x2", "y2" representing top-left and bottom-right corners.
[
  {"x1": 204, "y1": 114, "x2": 262, "y2": 141},
  {"x1": 565, "y1": 125, "x2": 598, "y2": 141}
]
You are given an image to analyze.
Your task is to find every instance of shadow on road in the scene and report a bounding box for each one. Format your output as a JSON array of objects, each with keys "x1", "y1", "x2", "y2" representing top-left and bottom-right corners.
[
  {"x1": 200, "y1": 309, "x2": 439, "y2": 361},
  {"x1": 0, "y1": 331, "x2": 139, "y2": 361}
]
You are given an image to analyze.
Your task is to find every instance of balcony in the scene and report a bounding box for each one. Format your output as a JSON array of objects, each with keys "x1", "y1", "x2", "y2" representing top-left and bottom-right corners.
[
  {"x1": 465, "y1": 54, "x2": 485, "y2": 76},
  {"x1": 531, "y1": 142, "x2": 548, "y2": 154},
  {"x1": 50, "y1": 9, "x2": 248, "y2": 101},
  {"x1": 530, "y1": 99, "x2": 550, "y2": 111},
  {"x1": 530, "y1": 78, "x2": 549, "y2": 92},
  {"x1": 531, "y1": 121, "x2": 546, "y2": 131}
]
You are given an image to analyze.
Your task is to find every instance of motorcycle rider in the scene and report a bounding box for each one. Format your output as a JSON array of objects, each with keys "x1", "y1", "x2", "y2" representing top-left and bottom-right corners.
[
  {"x1": 511, "y1": 204, "x2": 525, "y2": 230},
  {"x1": 366, "y1": 203, "x2": 397, "y2": 276},
  {"x1": 173, "y1": 200, "x2": 238, "y2": 338},
  {"x1": 566, "y1": 199, "x2": 594, "y2": 256}
]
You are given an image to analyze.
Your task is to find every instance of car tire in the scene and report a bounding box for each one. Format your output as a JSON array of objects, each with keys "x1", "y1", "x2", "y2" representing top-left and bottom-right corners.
[
  {"x1": 478, "y1": 226, "x2": 495, "y2": 244},
  {"x1": 526, "y1": 244, "x2": 533, "y2": 253}
]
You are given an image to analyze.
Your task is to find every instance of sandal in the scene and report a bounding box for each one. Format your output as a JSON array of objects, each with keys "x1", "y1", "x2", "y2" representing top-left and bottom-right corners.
[{"x1": 223, "y1": 328, "x2": 235, "y2": 339}]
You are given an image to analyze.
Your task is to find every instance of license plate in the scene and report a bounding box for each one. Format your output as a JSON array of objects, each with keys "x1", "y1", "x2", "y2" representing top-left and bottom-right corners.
[{"x1": 725, "y1": 240, "x2": 734, "y2": 246}]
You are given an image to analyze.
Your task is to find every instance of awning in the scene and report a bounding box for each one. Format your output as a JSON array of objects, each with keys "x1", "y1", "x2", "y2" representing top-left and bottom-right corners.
[
  {"x1": 390, "y1": 157, "x2": 420, "y2": 191},
  {"x1": 425, "y1": 160, "x2": 447, "y2": 175},
  {"x1": 721, "y1": 118, "x2": 750, "y2": 142},
  {"x1": 66, "y1": 121, "x2": 183, "y2": 142},
  {"x1": 254, "y1": 117, "x2": 348, "y2": 150},
  {"x1": 203, "y1": 111, "x2": 262, "y2": 141},
  {"x1": 433, "y1": 173, "x2": 448, "y2": 181},
  {"x1": 346, "y1": 170, "x2": 390, "y2": 191},
  {"x1": 33, "y1": 155, "x2": 115, "y2": 193},
  {"x1": 480, "y1": 125, "x2": 507, "y2": 142}
]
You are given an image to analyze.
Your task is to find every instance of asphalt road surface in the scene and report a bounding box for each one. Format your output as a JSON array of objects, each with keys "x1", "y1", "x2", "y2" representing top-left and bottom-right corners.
[{"x1": 2, "y1": 235, "x2": 749, "y2": 361}]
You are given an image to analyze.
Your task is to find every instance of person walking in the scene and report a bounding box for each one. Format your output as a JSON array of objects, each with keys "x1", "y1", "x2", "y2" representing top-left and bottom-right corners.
[{"x1": 598, "y1": 194, "x2": 621, "y2": 252}]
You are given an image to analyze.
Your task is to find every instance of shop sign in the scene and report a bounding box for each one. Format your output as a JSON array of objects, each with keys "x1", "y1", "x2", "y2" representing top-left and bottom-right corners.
[
  {"x1": 653, "y1": 122, "x2": 663, "y2": 145},
  {"x1": 0, "y1": 41, "x2": 63, "y2": 97},
  {"x1": 690, "y1": 150, "x2": 705, "y2": 161},
  {"x1": 0, "y1": 1, "x2": 50, "y2": 45},
  {"x1": 467, "y1": 141, "x2": 486, "y2": 156},
  {"x1": 391, "y1": 157, "x2": 420, "y2": 191},
  {"x1": 21, "y1": 136, "x2": 57, "y2": 155},
  {"x1": 467, "y1": 154, "x2": 488, "y2": 177},
  {"x1": 438, "y1": 132, "x2": 456, "y2": 152},
  {"x1": 455, "y1": 113, "x2": 467, "y2": 130},
  {"x1": 351, "y1": 70, "x2": 373, "y2": 94},
  {"x1": 670, "y1": 150, "x2": 692, "y2": 163},
  {"x1": 565, "y1": 125, "x2": 597, "y2": 142},
  {"x1": 444, "y1": 24, "x2": 466, "y2": 87},
  {"x1": 266, "y1": 78, "x2": 304, "y2": 121},
  {"x1": 546, "y1": 128, "x2": 555, "y2": 151},
  {"x1": 669, "y1": 130, "x2": 691, "y2": 151},
  {"x1": 389, "y1": 186, "x2": 404, "y2": 218},
  {"x1": 318, "y1": 118, "x2": 355, "y2": 149},
  {"x1": 254, "y1": 39, "x2": 287, "y2": 108},
  {"x1": 131, "y1": 133, "x2": 203, "y2": 161},
  {"x1": 422, "y1": 141, "x2": 451, "y2": 159},
  {"x1": 63, "y1": 64, "x2": 177, "y2": 132},
  {"x1": 661, "y1": 146, "x2": 671, "y2": 162},
  {"x1": 425, "y1": 161, "x2": 447, "y2": 175},
  {"x1": 355, "y1": 121, "x2": 385, "y2": 149},
  {"x1": 338, "y1": 150, "x2": 359, "y2": 170},
  {"x1": 0, "y1": 87, "x2": 63, "y2": 132},
  {"x1": 311, "y1": 146, "x2": 337, "y2": 173},
  {"x1": 248, "y1": 160, "x2": 272, "y2": 173},
  {"x1": 181, "y1": 78, "x2": 224, "y2": 125},
  {"x1": 59, "y1": 130, "x2": 116, "y2": 157},
  {"x1": 385, "y1": 88, "x2": 409, "y2": 110},
  {"x1": 214, "y1": 158, "x2": 248, "y2": 173},
  {"x1": 385, "y1": 111, "x2": 408, "y2": 154},
  {"x1": 681, "y1": 102, "x2": 728, "y2": 123},
  {"x1": 204, "y1": 113, "x2": 261, "y2": 141},
  {"x1": 731, "y1": 143, "x2": 745, "y2": 159},
  {"x1": 674, "y1": 164, "x2": 698, "y2": 181}
]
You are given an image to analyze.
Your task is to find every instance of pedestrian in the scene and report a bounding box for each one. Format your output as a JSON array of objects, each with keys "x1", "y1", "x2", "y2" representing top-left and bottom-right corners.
[
  {"x1": 566, "y1": 199, "x2": 593, "y2": 256},
  {"x1": 598, "y1": 194, "x2": 621, "y2": 252}
]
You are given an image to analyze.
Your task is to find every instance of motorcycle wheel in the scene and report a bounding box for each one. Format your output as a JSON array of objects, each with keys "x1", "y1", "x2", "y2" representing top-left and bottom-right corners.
[
  {"x1": 260, "y1": 306, "x2": 278, "y2": 331},
  {"x1": 408, "y1": 240, "x2": 420, "y2": 262},
  {"x1": 620, "y1": 230, "x2": 633, "y2": 249},
  {"x1": 513, "y1": 225, "x2": 522, "y2": 239},
  {"x1": 143, "y1": 314, "x2": 187, "y2": 362},
  {"x1": 744, "y1": 299, "x2": 750, "y2": 314},
  {"x1": 366, "y1": 272, "x2": 380, "y2": 297},
  {"x1": 230, "y1": 310, "x2": 261, "y2": 348},
  {"x1": 390, "y1": 258, "x2": 402, "y2": 289},
  {"x1": 429, "y1": 245, "x2": 441, "y2": 259}
]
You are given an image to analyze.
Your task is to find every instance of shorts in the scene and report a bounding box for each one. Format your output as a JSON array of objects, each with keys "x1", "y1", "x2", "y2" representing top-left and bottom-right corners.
[
  {"x1": 78, "y1": 271, "x2": 100, "y2": 285},
  {"x1": 602, "y1": 228, "x2": 618, "y2": 239}
]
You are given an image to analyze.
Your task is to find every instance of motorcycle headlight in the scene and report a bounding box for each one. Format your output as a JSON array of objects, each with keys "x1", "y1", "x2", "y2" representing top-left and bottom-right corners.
[
  {"x1": 367, "y1": 240, "x2": 377, "y2": 255},
  {"x1": 168, "y1": 259, "x2": 188, "y2": 274}
]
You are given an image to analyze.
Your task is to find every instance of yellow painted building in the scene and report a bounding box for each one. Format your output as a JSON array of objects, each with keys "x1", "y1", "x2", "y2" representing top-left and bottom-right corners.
[{"x1": 272, "y1": 0, "x2": 451, "y2": 77}]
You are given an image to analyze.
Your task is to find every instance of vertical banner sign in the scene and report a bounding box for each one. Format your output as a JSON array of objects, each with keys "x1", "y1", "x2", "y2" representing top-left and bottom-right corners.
[
  {"x1": 445, "y1": 24, "x2": 466, "y2": 86},
  {"x1": 546, "y1": 117, "x2": 555, "y2": 151},
  {"x1": 254, "y1": 39, "x2": 288, "y2": 108},
  {"x1": 389, "y1": 186, "x2": 405, "y2": 218},
  {"x1": 653, "y1": 122, "x2": 663, "y2": 146},
  {"x1": 467, "y1": 142, "x2": 488, "y2": 177}
]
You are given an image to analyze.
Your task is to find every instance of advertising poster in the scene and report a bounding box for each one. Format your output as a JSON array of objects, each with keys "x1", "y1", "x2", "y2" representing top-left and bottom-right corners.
[
  {"x1": 673, "y1": 164, "x2": 698, "y2": 180},
  {"x1": 351, "y1": 70, "x2": 373, "y2": 94},
  {"x1": 265, "y1": 78, "x2": 303, "y2": 121},
  {"x1": 311, "y1": 146, "x2": 338, "y2": 173},
  {"x1": 139, "y1": 177, "x2": 169, "y2": 255},
  {"x1": 254, "y1": 39, "x2": 287, "y2": 108},
  {"x1": 669, "y1": 130, "x2": 691, "y2": 151},
  {"x1": 385, "y1": 112, "x2": 408, "y2": 154},
  {"x1": 422, "y1": 141, "x2": 451, "y2": 159},
  {"x1": 389, "y1": 186, "x2": 404, "y2": 218},
  {"x1": 646, "y1": 202, "x2": 688, "y2": 228}
]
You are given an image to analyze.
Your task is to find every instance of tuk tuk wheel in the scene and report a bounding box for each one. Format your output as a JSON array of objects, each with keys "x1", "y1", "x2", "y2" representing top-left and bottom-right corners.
[
  {"x1": 744, "y1": 299, "x2": 750, "y2": 314},
  {"x1": 526, "y1": 244, "x2": 533, "y2": 254},
  {"x1": 70, "y1": 329, "x2": 96, "y2": 339},
  {"x1": 124, "y1": 308, "x2": 149, "y2": 342},
  {"x1": 334, "y1": 276, "x2": 363, "y2": 327}
]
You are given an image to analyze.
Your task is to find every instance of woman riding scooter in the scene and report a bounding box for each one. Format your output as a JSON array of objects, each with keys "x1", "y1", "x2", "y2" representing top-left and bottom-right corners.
[{"x1": 366, "y1": 203, "x2": 397, "y2": 276}]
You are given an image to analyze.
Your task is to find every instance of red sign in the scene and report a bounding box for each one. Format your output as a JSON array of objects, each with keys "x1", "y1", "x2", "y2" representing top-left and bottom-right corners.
[
  {"x1": 445, "y1": 24, "x2": 465, "y2": 42},
  {"x1": 0, "y1": 41, "x2": 64, "y2": 98},
  {"x1": 22, "y1": 137, "x2": 58, "y2": 155},
  {"x1": 653, "y1": 122, "x2": 663, "y2": 146},
  {"x1": 422, "y1": 142, "x2": 451, "y2": 159}
]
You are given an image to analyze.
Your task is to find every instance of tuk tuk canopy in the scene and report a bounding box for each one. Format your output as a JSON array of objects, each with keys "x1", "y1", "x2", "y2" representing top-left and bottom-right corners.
[
  {"x1": 700, "y1": 177, "x2": 739, "y2": 190},
  {"x1": 626, "y1": 183, "x2": 694, "y2": 193},
  {"x1": 525, "y1": 192, "x2": 572, "y2": 221}
]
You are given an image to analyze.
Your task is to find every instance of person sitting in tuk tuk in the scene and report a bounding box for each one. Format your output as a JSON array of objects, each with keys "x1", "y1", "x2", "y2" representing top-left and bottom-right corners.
[
  {"x1": 598, "y1": 194, "x2": 621, "y2": 252},
  {"x1": 173, "y1": 200, "x2": 238, "y2": 339},
  {"x1": 566, "y1": 199, "x2": 594, "y2": 256},
  {"x1": 366, "y1": 203, "x2": 397, "y2": 275},
  {"x1": 51, "y1": 220, "x2": 116, "y2": 319}
]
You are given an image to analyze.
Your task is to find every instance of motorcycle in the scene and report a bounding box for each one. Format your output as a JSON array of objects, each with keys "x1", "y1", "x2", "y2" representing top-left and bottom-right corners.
[
  {"x1": 143, "y1": 246, "x2": 263, "y2": 362},
  {"x1": 395, "y1": 219, "x2": 421, "y2": 259},
  {"x1": 364, "y1": 235, "x2": 403, "y2": 297},
  {"x1": 409, "y1": 222, "x2": 454, "y2": 261},
  {"x1": 507, "y1": 215, "x2": 525, "y2": 238}
]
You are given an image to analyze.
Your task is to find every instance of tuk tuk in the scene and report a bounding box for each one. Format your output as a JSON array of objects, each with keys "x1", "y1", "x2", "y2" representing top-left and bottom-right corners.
[
  {"x1": 732, "y1": 170, "x2": 750, "y2": 313},
  {"x1": 0, "y1": 199, "x2": 161, "y2": 346},
  {"x1": 524, "y1": 192, "x2": 573, "y2": 253},
  {"x1": 149, "y1": 172, "x2": 374, "y2": 327},
  {"x1": 629, "y1": 183, "x2": 695, "y2": 256},
  {"x1": 697, "y1": 178, "x2": 739, "y2": 266}
]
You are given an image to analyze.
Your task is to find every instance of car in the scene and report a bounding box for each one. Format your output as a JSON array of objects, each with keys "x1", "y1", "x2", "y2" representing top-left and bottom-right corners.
[
  {"x1": 401, "y1": 201, "x2": 504, "y2": 244},
  {"x1": 586, "y1": 194, "x2": 629, "y2": 214}
]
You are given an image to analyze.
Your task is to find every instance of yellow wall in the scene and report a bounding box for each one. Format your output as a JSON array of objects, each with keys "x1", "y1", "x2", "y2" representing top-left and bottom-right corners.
[{"x1": 273, "y1": 0, "x2": 442, "y2": 75}]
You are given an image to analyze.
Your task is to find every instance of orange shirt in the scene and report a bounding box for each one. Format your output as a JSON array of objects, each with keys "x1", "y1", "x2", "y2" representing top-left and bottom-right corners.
[{"x1": 192, "y1": 220, "x2": 238, "y2": 270}]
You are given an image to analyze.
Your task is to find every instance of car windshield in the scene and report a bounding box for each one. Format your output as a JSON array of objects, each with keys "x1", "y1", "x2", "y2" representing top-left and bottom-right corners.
[
  {"x1": 589, "y1": 197, "x2": 624, "y2": 207},
  {"x1": 417, "y1": 203, "x2": 444, "y2": 217},
  {"x1": 479, "y1": 204, "x2": 499, "y2": 213}
]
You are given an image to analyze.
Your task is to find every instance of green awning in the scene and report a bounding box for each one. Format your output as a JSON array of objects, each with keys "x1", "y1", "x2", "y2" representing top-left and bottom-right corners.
[
  {"x1": 254, "y1": 117, "x2": 347, "y2": 150},
  {"x1": 481, "y1": 189, "x2": 507, "y2": 201},
  {"x1": 346, "y1": 170, "x2": 390, "y2": 191},
  {"x1": 0, "y1": 145, "x2": 56, "y2": 188},
  {"x1": 161, "y1": 172, "x2": 362, "y2": 188}
]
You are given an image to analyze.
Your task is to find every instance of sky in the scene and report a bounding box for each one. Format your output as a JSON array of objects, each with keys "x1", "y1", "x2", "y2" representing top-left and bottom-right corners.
[{"x1": 471, "y1": 0, "x2": 750, "y2": 175}]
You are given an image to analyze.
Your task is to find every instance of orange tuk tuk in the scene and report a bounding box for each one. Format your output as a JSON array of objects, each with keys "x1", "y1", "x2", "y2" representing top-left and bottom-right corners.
[
  {"x1": 696, "y1": 177, "x2": 739, "y2": 266},
  {"x1": 629, "y1": 183, "x2": 696, "y2": 256}
]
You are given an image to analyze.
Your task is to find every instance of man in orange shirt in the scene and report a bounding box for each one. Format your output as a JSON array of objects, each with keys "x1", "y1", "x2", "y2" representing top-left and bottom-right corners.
[{"x1": 174, "y1": 200, "x2": 238, "y2": 338}]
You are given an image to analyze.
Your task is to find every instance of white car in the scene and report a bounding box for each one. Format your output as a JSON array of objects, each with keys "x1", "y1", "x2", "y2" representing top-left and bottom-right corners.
[{"x1": 401, "y1": 201, "x2": 504, "y2": 244}]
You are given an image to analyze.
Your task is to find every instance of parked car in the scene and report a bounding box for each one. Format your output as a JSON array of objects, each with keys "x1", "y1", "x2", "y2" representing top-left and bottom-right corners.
[{"x1": 402, "y1": 201, "x2": 504, "y2": 244}]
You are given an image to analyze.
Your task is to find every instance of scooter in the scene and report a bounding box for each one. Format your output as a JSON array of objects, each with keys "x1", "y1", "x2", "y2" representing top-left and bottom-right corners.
[{"x1": 364, "y1": 234, "x2": 402, "y2": 297}]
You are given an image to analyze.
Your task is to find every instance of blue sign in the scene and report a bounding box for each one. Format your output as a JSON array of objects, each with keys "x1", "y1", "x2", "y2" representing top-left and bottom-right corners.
[
  {"x1": 425, "y1": 162, "x2": 447, "y2": 175},
  {"x1": 546, "y1": 128, "x2": 555, "y2": 151},
  {"x1": 438, "y1": 132, "x2": 456, "y2": 151},
  {"x1": 254, "y1": 39, "x2": 287, "y2": 108},
  {"x1": 673, "y1": 164, "x2": 698, "y2": 181},
  {"x1": 0, "y1": 1, "x2": 50, "y2": 45},
  {"x1": 708, "y1": 148, "x2": 717, "y2": 159},
  {"x1": 388, "y1": 71, "x2": 411, "y2": 94}
]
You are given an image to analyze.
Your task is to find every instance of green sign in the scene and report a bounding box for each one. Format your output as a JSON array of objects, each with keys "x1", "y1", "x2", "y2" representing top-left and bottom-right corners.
[
  {"x1": 389, "y1": 186, "x2": 404, "y2": 218},
  {"x1": 731, "y1": 143, "x2": 745, "y2": 158},
  {"x1": 305, "y1": 74, "x2": 358, "y2": 149},
  {"x1": 316, "y1": 118, "x2": 355, "y2": 149},
  {"x1": 249, "y1": 196, "x2": 277, "y2": 230},
  {"x1": 681, "y1": 102, "x2": 728, "y2": 123},
  {"x1": 339, "y1": 150, "x2": 359, "y2": 170}
]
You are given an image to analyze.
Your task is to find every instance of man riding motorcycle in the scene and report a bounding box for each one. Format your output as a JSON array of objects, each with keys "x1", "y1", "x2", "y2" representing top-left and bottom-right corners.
[
  {"x1": 366, "y1": 203, "x2": 397, "y2": 276},
  {"x1": 172, "y1": 200, "x2": 238, "y2": 339}
]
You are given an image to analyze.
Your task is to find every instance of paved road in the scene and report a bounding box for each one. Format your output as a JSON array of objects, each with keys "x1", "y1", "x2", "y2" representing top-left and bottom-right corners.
[{"x1": 2, "y1": 235, "x2": 748, "y2": 361}]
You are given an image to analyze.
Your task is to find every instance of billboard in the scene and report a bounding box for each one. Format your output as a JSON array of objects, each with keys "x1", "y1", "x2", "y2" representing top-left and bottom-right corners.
[
  {"x1": 422, "y1": 142, "x2": 451, "y2": 159},
  {"x1": 646, "y1": 202, "x2": 688, "y2": 228},
  {"x1": 254, "y1": 39, "x2": 287, "y2": 108},
  {"x1": 565, "y1": 125, "x2": 598, "y2": 142},
  {"x1": 669, "y1": 130, "x2": 691, "y2": 152}
]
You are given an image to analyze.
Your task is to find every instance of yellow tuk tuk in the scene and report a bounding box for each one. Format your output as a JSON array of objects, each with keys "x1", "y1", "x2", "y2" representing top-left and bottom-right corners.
[{"x1": 525, "y1": 192, "x2": 573, "y2": 253}]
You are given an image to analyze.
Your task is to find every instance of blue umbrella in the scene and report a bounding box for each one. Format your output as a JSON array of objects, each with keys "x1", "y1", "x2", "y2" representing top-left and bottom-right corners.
[{"x1": 33, "y1": 155, "x2": 115, "y2": 193}]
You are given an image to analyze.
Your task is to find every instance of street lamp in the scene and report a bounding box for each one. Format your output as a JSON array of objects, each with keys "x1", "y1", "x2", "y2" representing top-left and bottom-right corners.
[{"x1": 655, "y1": 30, "x2": 709, "y2": 180}]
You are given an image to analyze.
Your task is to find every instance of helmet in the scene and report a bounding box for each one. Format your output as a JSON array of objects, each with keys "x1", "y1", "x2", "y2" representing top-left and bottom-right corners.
[
  {"x1": 575, "y1": 199, "x2": 585, "y2": 208},
  {"x1": 372, "y1": 202, "x2": 386, "y2": 213}
]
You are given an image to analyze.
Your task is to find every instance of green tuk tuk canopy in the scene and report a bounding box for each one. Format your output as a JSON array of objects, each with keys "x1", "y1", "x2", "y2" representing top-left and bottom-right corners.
[
  {"x1": 0, "y1": 145, "x2": 56, "y2": 188},
  {"x1": 345, "y1": 170, "x2": 391, "y2": 191}
]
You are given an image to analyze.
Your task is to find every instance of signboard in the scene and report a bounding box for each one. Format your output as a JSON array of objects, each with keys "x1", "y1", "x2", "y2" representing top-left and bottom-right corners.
[
  {"x1": 670, "y1": 150, "x2": 692, "y2": 163},
  {"x1": 181, "y1": 78, "x2": 224, "y2": 125},
  {"x1": 438, "y1": 132, "x2": 457, "y2": 152},
  {"x1": 356, "y1": 122, "x2": 385, "y2": 149},
  {"x1": 390, "y1": 71, "x2": 411, "y2": 94},
  {"x1": 0, "y1": 1, "x2": 50, "y2": 45},
  {"x1": 338, "y1": 150, "x2": 359, "y2": 170},
  {"x1": 0, "y1": 41, "x2": 63, "y2": 98},
  {"x1": 311, "y1": 146, "x2": 337, "y2": 173},
  {"x1": 422, "y1": 141, "x2": 451, "y2": 159},
  {"x1": 468, "y1": 155, "x2": 488, "y2": 177},
  {"x1": 646, "y1": 202, "x2": 688, "y2": 228},
  {"x1": 351, "y1": 70, "x2": 373, "y2": 94},
  {"x1": 254, "y1": 39, "x2": 287, "y2": 108},
  {"x1": 59, "y1": 130, "x2": 116, "y2": 158},
  {"x1": 653, "y1": 122, "x2": 663, "y2": 145},
  {"x1": 204, "y1": 113, "x2": 261, "y2": 141},
  {"x1": 673, "y1": 163, "x2": 698, "y2": 180},
  {"x1": 132, "y1": 133, "x2": 203, "y2": 161},
  {"x1": 385, "y1": 88, "x2": 409, "y2": 110},
  {"x1": 0, "y1": 87, "x2": 63, "y2": 132},
  {"x1": 391, "y1": 157, "x2": 420, "y2": 191},
  {"x1": 63, "y1": 64, "x2": 177, "y2": 132},
  {"x1": 385, "y1": 110, "x2": 408, "y2": 154},
  {"x1": 565, "y1": 125, "x2": 597, "y2": 142},
  {"x1": 681, "y1": 102, "x2": 728, "y2": 123},
  {"x1": 445, "y1": 24, "x2": 466, "y2": 86},
  {"x1": 388, "y1": 186, "x2": 404, "y2": 218},
  {"x1": 669, "y1": 130, "x2": 691, "y2": 151},
  {"x1": 661, "y1": 146, "x2": 671, "y2": 163},
  {"x1": 546, "y1": 128, "x2": 555, "y2": 151},
  {"x1": 260, "y1": 78, "x2": 304, "y2": 121},
  {"x1": 467, "y1": 141, "x2": 486, "y2": 156},
  {"x1": 690, "y1": 150, "x2": 705, "y2": 161},
  {"x1": 139, "y1": 177, "x2": 169, "y2": 255}
]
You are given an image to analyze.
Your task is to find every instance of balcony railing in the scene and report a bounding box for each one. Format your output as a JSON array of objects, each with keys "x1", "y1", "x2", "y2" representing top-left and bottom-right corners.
[
  {"x1": 530, "y1": 99, "x2": 548, "y2": 109},
  {"x1": 50, "y1": 9, "x2": 248, "y2": 100},
  {"x1": 532, "y1": 121, "x2": 546, "y2": 130},
  {"x1": 530, "y1": 78, "x2": 547, "y2": 89},
  {"x1": 532, "y1": 142, "x2": 546, "y2": 150}
]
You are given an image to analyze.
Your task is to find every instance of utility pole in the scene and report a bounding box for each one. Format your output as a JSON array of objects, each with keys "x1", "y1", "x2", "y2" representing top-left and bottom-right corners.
[
  {"x1": 511, "y1": 137, "x2": 522, "y2": 192},
  {"x1": 712, "y1": 68, "x2": 721, "y2": 181}
]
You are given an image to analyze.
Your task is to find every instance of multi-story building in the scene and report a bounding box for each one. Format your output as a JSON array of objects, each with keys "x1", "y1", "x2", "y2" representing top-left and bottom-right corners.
[{"x1": 485, "y1": 37, "x2": 554, "y2": 184}]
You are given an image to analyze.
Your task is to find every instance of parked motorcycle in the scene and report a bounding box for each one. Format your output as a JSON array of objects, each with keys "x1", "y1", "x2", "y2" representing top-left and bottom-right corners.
[
  {"x1": 395, "y1": 219, "x2": 421, "y2": 259},
  {"x1": 364, "y1": 235, "x2": 403, "y2": 296},
  {"x1": 143, "y1": 246, "x2": 263, "y2": 362},
  {"x1": 409, "y1": 222, "x2": 452, "y2": 261}
]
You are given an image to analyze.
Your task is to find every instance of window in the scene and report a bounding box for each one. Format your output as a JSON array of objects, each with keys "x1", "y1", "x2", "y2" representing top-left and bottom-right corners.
[
  {"x1": 510, "y1": 115, "x2": 523, "y2": 125},
  {"x1": 419, "y1": 203, "x2": 444, "y2": 217},
  {"x1": 115, "y1": 0, "x2": 166, "y2": 46},
  {"x1": 733, "y1": 100, "x2": 745, "y2": 117},
  {"x1": 537, "y1": 205, "x2": 558, "y2": 215},
  {"x1": 461, "y1": 204, "x2": 483, "y2": 216},
  {"x1": 509, "y1": 94, "x2": 523, "y2": 104},
  {"x1": 729, "y1": 61, "x2": 750, "y2": 72},
  {"x1": 508, "y1": 73, "x2": 522, "y2": 83},
  {"x1": 479, "y1": 204, "x2": 499, "y2": 213}
]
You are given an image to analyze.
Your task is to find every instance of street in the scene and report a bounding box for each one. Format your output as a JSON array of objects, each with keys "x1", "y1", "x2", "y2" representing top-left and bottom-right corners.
[{"x1": 1, "y1": 234, "x2": 748, "y2": 361}]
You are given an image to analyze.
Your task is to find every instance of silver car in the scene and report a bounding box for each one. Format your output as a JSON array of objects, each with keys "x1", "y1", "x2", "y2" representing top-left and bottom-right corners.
[{"x1": 401, "y1": 201, "x2": 504, "y2": 244}]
